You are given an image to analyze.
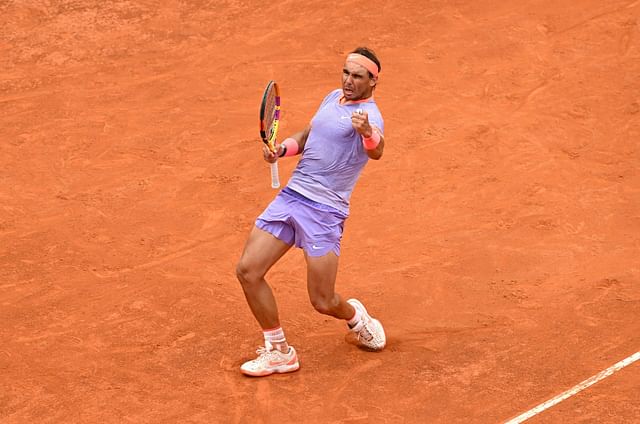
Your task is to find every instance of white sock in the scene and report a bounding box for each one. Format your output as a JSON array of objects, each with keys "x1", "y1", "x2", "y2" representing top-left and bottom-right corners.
[
  {"x1": 347, "y1": 305, "x2": 363, "y2": 328},
  {"x1": 263, "y1": 327, "x2": 288, "y2": 353}
]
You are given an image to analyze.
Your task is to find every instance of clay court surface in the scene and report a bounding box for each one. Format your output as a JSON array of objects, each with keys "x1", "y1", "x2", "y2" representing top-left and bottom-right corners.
[{"x1": 2, "y1": 0, "x2": 639, "y2": 422}]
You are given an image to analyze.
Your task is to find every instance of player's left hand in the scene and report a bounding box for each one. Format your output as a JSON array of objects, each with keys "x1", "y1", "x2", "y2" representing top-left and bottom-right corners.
[{"x1": 351, "y1": 109, "x2": 373, "y2": 138}]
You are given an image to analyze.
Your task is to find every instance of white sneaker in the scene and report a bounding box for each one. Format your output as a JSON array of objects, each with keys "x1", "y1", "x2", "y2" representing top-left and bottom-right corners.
[
  {"x1": 347, "y1": 298, "x2": 386, "y2": 351},
  {"x1": 240, "y1": 341, "x2": 300, "y2": 377}
]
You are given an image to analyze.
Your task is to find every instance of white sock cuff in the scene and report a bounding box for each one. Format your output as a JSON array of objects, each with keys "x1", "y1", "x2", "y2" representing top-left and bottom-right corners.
[
  {"x1": 263, "y1": 327, "x2": 286, "y2": 344},
  {"x1": 347, "y1": 305, "x2": 363, "y2": 327}
]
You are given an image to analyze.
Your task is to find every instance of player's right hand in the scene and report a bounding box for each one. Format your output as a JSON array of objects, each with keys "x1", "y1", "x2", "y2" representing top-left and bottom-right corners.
[{"x1": 263, "y1": 144, "x2": 278, "y2": 163}]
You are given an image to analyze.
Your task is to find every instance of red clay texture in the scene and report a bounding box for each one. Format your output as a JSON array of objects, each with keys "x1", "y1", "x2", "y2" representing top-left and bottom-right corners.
[{"x1": 1, "y1": 1, "x2": 639, "y2": 423}]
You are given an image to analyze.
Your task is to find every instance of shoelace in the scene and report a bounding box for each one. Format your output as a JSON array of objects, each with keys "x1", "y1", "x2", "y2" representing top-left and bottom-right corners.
[
  {"x1": 255, "y1": 346, "x2": 275, "y2": 358},
  {"x1": 357, "y1": 319, "x2": 375, "y2": 342},
  {"x1": 254, "y1": 346, "x2": 286, "y2": 363}
]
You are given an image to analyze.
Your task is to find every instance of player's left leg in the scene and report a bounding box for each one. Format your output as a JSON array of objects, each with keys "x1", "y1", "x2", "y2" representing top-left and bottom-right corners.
[
  {"x1": 304, "y1": 251, "x2": 354, "y2": 320},
  {"x1": 293, "y1": 192, "x2": 386, "y2": 350},
  {"x1": 304, "y1": 251, "x2": 386, "y2": 351}
]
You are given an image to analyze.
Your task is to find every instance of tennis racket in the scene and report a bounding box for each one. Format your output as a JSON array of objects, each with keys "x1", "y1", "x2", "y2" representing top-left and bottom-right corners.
[{"x1": 259, "y1": 80, "x2": 281, "y2": 189}]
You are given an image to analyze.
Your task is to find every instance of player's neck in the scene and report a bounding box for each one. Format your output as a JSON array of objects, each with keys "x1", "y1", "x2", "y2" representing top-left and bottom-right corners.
[{"x1": 340, "y1": 93, "x2": 374, "y2": 105}]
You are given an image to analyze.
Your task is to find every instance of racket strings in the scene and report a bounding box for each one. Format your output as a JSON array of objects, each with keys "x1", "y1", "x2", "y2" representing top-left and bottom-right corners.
[
  {"x1": 266, "y1": 91, "x2": 277, "y2": 129},
  {"x1": 264, "y1": 89, "x2": 278, "y2": 139}
]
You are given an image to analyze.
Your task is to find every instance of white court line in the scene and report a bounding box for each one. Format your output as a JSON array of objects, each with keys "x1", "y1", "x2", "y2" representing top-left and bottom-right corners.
[{"x1": 505, "y1": 351, "x2": 640, "y2": 423}]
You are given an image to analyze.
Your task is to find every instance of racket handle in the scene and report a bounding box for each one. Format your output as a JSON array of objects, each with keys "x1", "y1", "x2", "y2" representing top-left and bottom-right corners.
[{"x1": 270, "y1": 162, "x2": 280, "y2": 189}]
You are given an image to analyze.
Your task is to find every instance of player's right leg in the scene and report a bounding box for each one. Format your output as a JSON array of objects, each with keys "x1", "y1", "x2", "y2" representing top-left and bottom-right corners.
[
  {"x1": 236, "y1": 225, "x2": 299, "y2": 376},
  {"x1": 236, "y1": 225, "x2": 291, "y2": 329}
]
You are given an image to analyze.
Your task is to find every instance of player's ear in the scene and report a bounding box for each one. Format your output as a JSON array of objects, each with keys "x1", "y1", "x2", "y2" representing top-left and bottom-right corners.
[{"x1": 369, "y1": 77, "x2": 377, "y2": 88}]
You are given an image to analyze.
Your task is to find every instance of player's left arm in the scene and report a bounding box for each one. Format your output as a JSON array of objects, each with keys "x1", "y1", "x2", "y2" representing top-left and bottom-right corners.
[
  {"x1": 351, "y1": 110, "x2": 384, "y2": 160},
  {"x1": 365, "y1": 128, "x2": 384, "y2": 160}
]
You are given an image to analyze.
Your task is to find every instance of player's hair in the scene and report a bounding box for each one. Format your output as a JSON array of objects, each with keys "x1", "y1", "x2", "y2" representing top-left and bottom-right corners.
[{"x1": 350, "y1": 47, "x2": 381, "y2": 78}]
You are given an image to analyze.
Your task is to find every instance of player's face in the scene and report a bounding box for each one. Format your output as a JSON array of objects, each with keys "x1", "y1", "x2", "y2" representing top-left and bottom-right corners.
[{"x1": 342, "y1": 62, "x2": 376, "y2": 101}]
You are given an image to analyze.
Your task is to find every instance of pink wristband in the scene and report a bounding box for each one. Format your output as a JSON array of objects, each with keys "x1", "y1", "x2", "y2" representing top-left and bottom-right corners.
[
  {"x1": 362, "y1": 129, "x2": 381, "y2": 150},
  {"x1": 279, "y1": 137, "x2": 299, "y2": 157}
]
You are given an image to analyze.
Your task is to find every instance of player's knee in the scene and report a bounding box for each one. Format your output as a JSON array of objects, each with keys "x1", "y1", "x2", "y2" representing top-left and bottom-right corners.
[
  {"x1": 236, "y1": 259, "x2": 259, "y2": 288},
  {"x1": 310, "y1": 295, "x2": 337, "y2": 316}
]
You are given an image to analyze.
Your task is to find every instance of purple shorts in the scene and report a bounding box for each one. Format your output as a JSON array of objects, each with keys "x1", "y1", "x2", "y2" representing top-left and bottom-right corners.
[{"x1": 256, "y1": 188, "x2": 348, "y2": 257}]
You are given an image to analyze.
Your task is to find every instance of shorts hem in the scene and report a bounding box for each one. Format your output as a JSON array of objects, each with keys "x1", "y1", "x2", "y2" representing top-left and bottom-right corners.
[{"x1": 255, "y1": 219, "x2": 294, "y2": 246}]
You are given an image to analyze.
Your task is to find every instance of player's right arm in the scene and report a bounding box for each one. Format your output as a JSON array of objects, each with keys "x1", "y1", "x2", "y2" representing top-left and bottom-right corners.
[
  {"x1": 276, "y1": 124, "x2": 311, "y2": 157},
  {"x1": 263, "y1": 124, "x2": 311, "y2": 163}
]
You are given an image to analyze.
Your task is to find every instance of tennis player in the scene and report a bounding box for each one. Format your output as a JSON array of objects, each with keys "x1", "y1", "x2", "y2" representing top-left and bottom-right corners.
[{"x1": 236, "y1": 47, "x2": 386, "y2": 376}]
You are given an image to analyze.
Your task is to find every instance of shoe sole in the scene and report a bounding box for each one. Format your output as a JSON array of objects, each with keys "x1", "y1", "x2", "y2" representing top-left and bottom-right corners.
[{"x1": 241, "y1": 361, "x2": 300, "y2": 377}]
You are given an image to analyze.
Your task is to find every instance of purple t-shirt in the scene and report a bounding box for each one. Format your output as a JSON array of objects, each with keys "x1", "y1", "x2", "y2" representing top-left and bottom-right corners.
[{"x1": 286, "y1": 89, "x2": 384, "y2": 215}]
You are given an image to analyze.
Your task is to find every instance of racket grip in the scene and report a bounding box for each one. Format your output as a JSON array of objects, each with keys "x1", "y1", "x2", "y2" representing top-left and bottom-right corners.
[{"x1": 270, "y1": 162, "x2": 280, "y2": 189}]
